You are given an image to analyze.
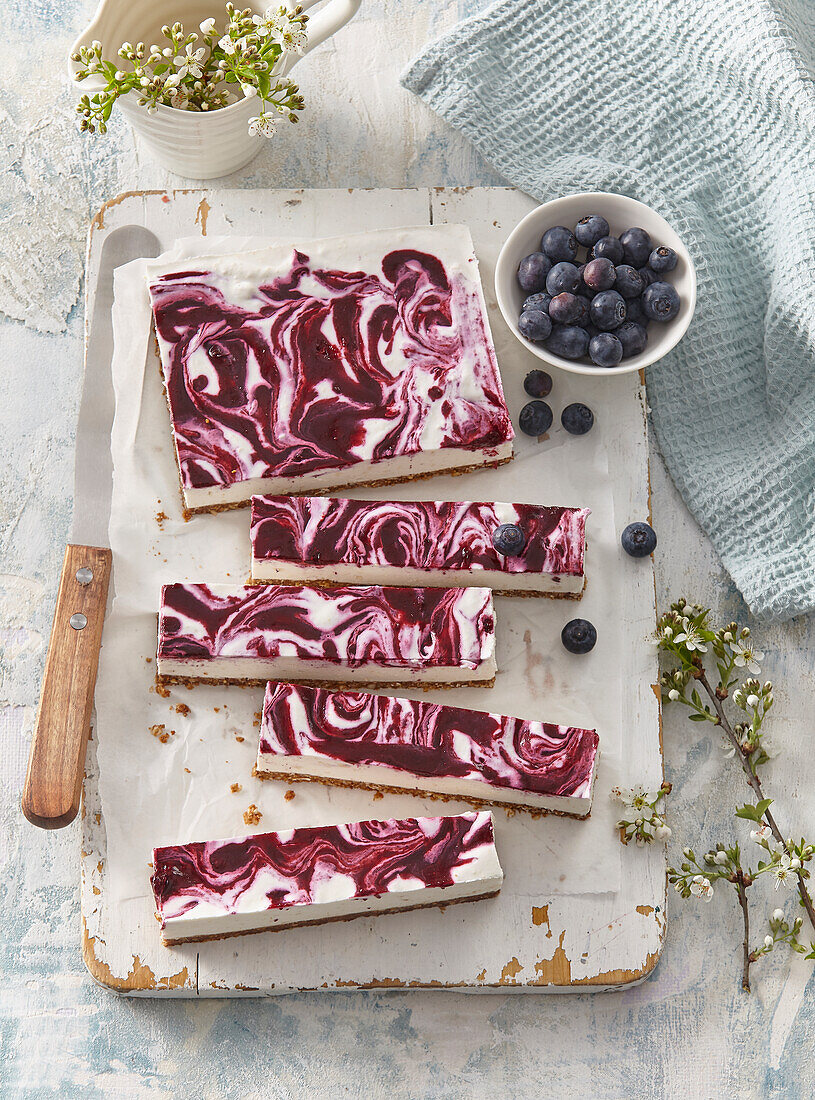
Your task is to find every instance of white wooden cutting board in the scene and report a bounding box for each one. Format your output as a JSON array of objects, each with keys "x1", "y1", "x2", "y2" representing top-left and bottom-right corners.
[{"x1": 80, "y1": 187, "x2": 665, "y2": 996}]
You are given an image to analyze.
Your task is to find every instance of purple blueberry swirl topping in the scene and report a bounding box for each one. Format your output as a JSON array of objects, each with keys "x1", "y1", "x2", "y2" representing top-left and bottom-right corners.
[{"x1": 148, "y1": 232, "x2": 513, "y2": 494}]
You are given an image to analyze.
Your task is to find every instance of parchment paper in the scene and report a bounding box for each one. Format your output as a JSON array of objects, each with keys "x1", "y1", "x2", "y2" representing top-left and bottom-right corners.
[{"x1": 95, "y1": 235, "x2": 626, "y2": 930}]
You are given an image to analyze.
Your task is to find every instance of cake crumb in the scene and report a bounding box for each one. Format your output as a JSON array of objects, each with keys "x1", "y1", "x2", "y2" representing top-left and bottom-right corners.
[
  {"x1": 372, "y1": 791, "x2": 384, "y2": 801},
  {"x1": 231, "y1": 782, "x2": 242, "y2": 794},
  {"x1": 145, "y1": 657, "x2": 152, "y2": 664},
  {"x1": 155, "y1": 681, "x2": 171, "y2": 699},
  {"x1": 174, "y1": 703, "x2": 191, "y2": 716},
  {"x1": 235, "y1": 735, "x2": 245, "y2": 743},
  {"x1": 149, "y1": 723, "x2": 174, "y2": 744},
  {"x1": 253, "y1": 710, "x2": 262, "y2": 728},
  {"x1": 214, "y1": 707, "x2": 220, "y2": 713},
  {"x1": 243, "y1": 804, "x2": 262, "y2": 826},
  {"x1": 284, "y1": 789, "x2": 295, "y2": 802},
  {"x1": 184, "y1": 768, "x2": 191, "y2": 774},
  {"x1": 155, "y1": 510, "x2": 168, "y2": 527}
]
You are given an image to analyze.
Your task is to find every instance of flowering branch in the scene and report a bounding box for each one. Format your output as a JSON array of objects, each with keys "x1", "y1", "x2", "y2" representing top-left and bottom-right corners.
[
  {"x1": 71, "y1": 3, "x2": 307, "y2": 136},
  {"x1": 658, "y1": 599, "x2": 815, "y2": 991},
  {"x1": 611, "y1": 782, "x2": 672, "y2": 846}
]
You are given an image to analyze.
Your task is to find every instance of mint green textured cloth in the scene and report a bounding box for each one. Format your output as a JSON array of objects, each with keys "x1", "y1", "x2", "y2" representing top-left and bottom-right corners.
[{"x1": 402, "y1": 0, "x2": 815, "y2": 621}]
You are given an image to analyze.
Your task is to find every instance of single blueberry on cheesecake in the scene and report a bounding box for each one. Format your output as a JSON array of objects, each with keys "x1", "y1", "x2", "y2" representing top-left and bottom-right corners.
[
  {"x1": 156, "y1": 582, "x2": 497, "y2": 688},
  {"x1": 146, "y1": 225, "x2": 514, "y2": 513},
  {"x1": 256, "y1": 683, "x2": 600, "y2": 818},
  {"x1": 249, "y1": 497, "x2": 589, "y2": 597},
  {"x1": 151, "y1": 810, "x2": 503, "y2": 944}
]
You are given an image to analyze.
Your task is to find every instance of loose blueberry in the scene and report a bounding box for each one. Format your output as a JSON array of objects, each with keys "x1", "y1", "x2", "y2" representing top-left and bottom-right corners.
[
  {"x1": 545, "y1": 261, "x2": 581, "y2": 296},
  {"x1": 614, "y1": 264, "x2": 644, "y2": 298},
  {"x1": 621, "y1": 521, "x2": 657, "y2": 557},
  {"x1": 518, "y1": 309, "x2": 553, "y2": 342},
  {"x1": 648, "y1": 246, "x2": 678, "y2": 274},
  {"x1": 624, "y1": 296, "x2": 648, "y2": 325},
  {"x1": 517, "y1": 252, "x2": 552, "y2": 293},
  {"x1": 592, "y1": 236, "x2": 625, "y2": 265},
  {"x1": 545, "y1": 324, "x2": 590, "y2": 360},
  {"x1": 523, "y1": 369, "x2": 553, "y2": 398},
  {"x1": 492, "y1": 523, "x2": 526, "y2": 556},
  {"x1": 590, "y1": 289, "x2": 627, "y2": 331},
  {"x1": 561, "y1": 618, "x2": 597, "y2": 654},
  {"x1": 522, "y1": 292, "x2": 552, "y2": 313},
  {"x1": 519, "y1": 400, "x2": 554, "y2": 436},
  {"x1": 619, "y1": 227, "x2": 652, "y2": 267},
  {"x1": 588, "y1": 332, "x2": 623, "y2": 368},
  {"x1": 642, "y1": 281, "x2": 680, "y2": 321},
  {"x1": 561, "y1": 401, "x2": 595, "y2": 434},
  {"x1": 541, "y1": 226, "x2": 578, "y2": 263},
  {"x1": 549, "y1": 292, "x2": 588, "y2": 326},
  {"x1": 616, "y1": 321, "x2": 649, "y2": 358},
  {"x1": 583, "y1": 257, "x2": 616, "y2": 292},
  {"x1": 574, "y1": 214, "x2": 610, "y2": 248}
]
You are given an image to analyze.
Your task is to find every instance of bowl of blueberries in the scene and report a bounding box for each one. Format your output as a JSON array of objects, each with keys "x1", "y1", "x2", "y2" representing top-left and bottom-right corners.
[{"x1": 494, "y1": 192, "x2": 696, "y2": 375}]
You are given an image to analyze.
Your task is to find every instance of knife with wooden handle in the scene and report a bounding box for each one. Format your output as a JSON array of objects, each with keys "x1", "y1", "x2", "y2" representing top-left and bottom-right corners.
[{"x1": 22, "y1": 224, "x2": 160, "y2": 829}]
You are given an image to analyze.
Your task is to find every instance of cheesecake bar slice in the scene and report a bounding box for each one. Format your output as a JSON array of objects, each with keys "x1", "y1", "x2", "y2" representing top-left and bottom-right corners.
[
  {"x1": 157, "y1": 583, "x2": 497, "y2": 688},
  {"x1": 147, "y1": 225, "x2": 514, "y2": 513},
  {"x1": 250, "y1": 496, "x2": 589, "y2": 596},
  {"x1": 150, "y1": 810, "x2": 503, "y2": 944},
  {"x1": 257, "y1": 683, "x2": 599, "y2": 818}
]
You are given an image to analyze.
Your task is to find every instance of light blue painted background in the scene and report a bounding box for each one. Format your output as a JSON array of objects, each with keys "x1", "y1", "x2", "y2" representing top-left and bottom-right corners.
[{"x1": 1, "y1": 1, "x2": 814, "y2": 1096}]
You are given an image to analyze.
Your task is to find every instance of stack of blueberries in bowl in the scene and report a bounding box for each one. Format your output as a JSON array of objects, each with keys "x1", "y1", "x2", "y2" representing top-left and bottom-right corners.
[{"x1": 517, "y1": 214, "x2": 682, "y2": 368}]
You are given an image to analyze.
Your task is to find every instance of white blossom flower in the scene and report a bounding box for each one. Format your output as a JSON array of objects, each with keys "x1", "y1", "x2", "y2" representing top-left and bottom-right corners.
[
  {"x1": 746, "y1": 694, "x2": 760, "y2": 709},
  {"x1": 713, "y1": 850, "x2": 729, "y2": 866},
  {"x1": 689, "y1": 876, "x2": 714, "y2": 901},
  {"x1": 175, "y1": 44, "x2": 206, "y2": 79},
  {"x1": 772, "y1": 908, "x2": 785, "y2": 922},
  {"x1": 764, "y1": 935, "x2": 773, "y2": 948},
  {"x1": 248, "y1": 112, "x2": 277, "y2": 137},
  {"x1": 241, "y1": 83, "x2": 257, "y2": 98},
  {"x1": 773, "y1": 854, "x2": 795, "y2": 889},
  {"x1": 751, "y1": 824, "x2": 773, "y2": 845},
  {"x1": 729, "y1": 640, "x2": 763, "y2": 674},
  {"x1": 219, "y1": 34, "x2": 236, "y2": 54},
  {"x1": 200, "y1": 17, "x2": 217, "y2": 34},
  {"x1": 673, "y1": 624, "x2": 708, "y2": 653},
  {"x1": 668, "y1": 688, "x2": 680, "y2": 701},
  {"x1": 256, "y1": 6, "x2": 308, "y2": 52}
]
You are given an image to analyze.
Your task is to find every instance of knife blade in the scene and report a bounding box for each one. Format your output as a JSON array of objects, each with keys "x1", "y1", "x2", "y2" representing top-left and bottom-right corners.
[{"x1": 22, "y1": 225, "x2": 161, "y2": 829}]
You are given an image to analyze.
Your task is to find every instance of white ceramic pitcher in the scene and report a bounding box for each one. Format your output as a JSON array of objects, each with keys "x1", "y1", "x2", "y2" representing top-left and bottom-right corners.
[{"x1": 70, "y1": 0, "x2": 361, "y2": 178}]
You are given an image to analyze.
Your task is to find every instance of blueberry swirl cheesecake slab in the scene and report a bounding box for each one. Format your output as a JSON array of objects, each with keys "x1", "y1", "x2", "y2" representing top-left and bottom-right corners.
[
  {"x1": 250, "y1": 496, "x2": 589, "y2": 597},
  {"x1": 256, "y1": 683, "x2": 599, "y2": 818},
  {"x1": 146, "y1": 225, "x2": 514, "y2": 514},
  {"x1": 150, "y1": 811, "x2": 503, "y2": 944},
  {"x1": 156, "y1": 583, "x2": 497, "y2": 688}
]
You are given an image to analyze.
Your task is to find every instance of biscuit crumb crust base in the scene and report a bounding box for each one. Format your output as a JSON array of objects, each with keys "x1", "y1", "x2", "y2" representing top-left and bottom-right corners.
[
  {"x1": 245, "y1": 575, "x2": 587, "y2": 600},
  {"x1": 253, "y1": 767, "x2": 592, "y2": 821},
  {"x1": 160, "y1": 889, "x2": 500, "y2": 946},
  {"x1": 157, "y1": 673, "x2": 496, "y2": 691}
]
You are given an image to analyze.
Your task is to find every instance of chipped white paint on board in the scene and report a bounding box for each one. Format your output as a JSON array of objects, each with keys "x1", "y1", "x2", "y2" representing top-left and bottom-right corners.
[{"x1": 2, "y1": 0, "x2": 815, "y2": 1095}]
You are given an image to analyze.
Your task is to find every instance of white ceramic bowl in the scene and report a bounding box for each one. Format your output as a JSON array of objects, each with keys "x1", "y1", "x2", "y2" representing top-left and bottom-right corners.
[{"x1": 494, "y1": 192, "x2": 696, "y2": 376}]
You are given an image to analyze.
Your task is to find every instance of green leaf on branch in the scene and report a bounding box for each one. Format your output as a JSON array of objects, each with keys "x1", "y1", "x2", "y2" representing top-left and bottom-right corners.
[{"x1": 735, "y1": 799, "x2": 773, "y2": 822}]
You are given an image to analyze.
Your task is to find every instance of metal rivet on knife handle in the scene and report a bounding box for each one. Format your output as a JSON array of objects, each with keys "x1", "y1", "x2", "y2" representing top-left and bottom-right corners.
[
  {"x1": 22, "y1": 544, "x2": 113, "y2": 829},
  {"x1": 75, "y1": 567, "x2": 94, "y2": 585}
]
